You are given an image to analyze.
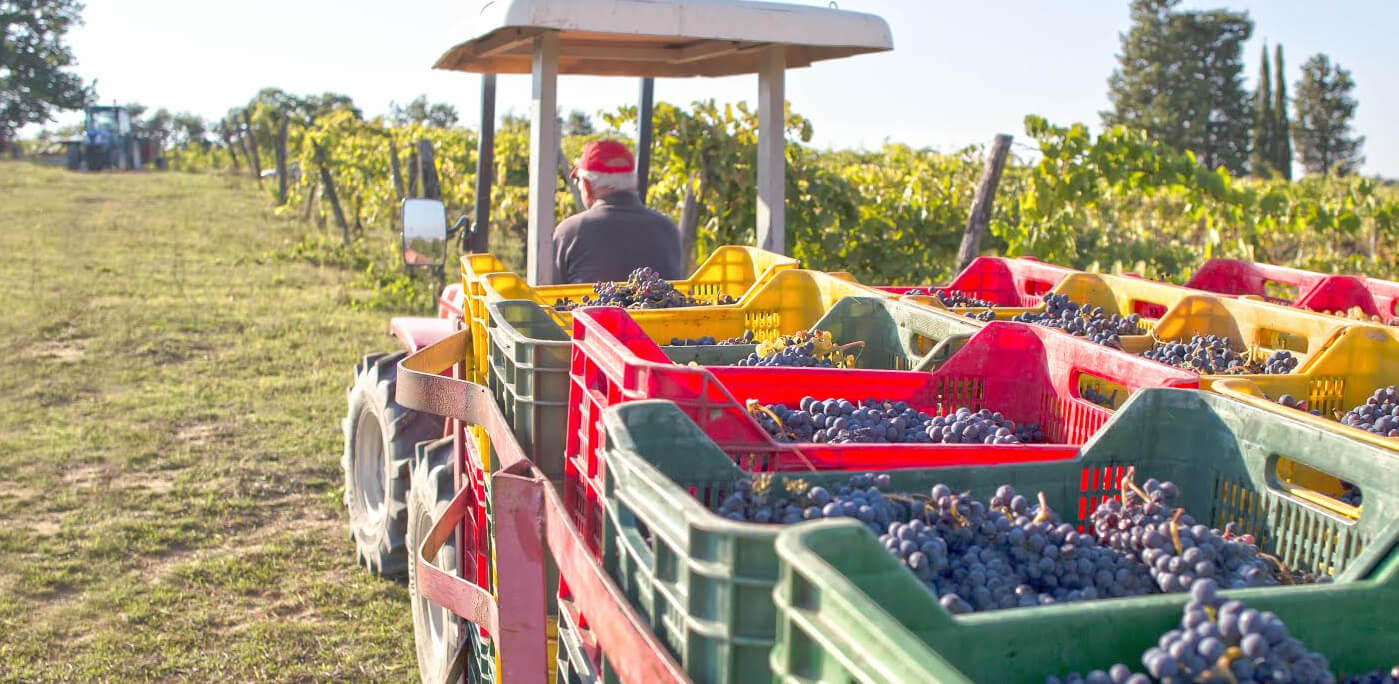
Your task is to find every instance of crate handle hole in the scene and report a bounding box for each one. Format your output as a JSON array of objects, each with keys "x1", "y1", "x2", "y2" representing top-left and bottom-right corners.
[
  {"x1": 1074, "y1": 372, "x2": 1126, "y2": 410},
  {"x1": 1272, "y1": 455, "x2": 1362, "y2": 516},
  {"x1": 1263, "y1": 280, "x2": 1300, "y2": 304}
]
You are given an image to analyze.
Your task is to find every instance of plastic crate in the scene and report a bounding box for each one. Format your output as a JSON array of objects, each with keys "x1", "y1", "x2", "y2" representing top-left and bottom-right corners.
[
  {"x1": 1209, "y1": 323, "x2": 1399, "y2": 454},
  {"x1": 589, "y1": 400, "x2": 1069, "y2": 684},
  {"x1": 1185, "y1": 258, "x2": 1335, "y2": 304},
  {"x1": 872, "y1": 256, "x2": 1079, "y2": 305},
  {"x1": 567, "y1": 315, "x2": 1198, "y2": 562},
  {"x1": 769, "y1": 387, "x2": 1399, "y2": 684},
  {"x1": 1359, "y1": 275, "x2": 1399, "y2": 324},
  {"x1": 484, "y1": 300, "x2": 572, "y2": 479},
  {"x1": 652, "y1": 295, "x2": 980, "y2": 371},
  {"x1": 461, "y1": 253, "x2": 512, "y2": 383},
  {"x1": 1122, "y1": 293, "x2": 1361, "y2": 374},
  {"x1": 903, "y1": 272, "x2": 1205, "y2": 353},
  {"x1": 1182, "y1": 258, "x2": 1397, "y2": 323},
  {"x1": 396, "y1": 331, "x2": 689, "y2": 684},
  {"x1": 466, "y1": 247, "x2": 802, "y2": 380}
]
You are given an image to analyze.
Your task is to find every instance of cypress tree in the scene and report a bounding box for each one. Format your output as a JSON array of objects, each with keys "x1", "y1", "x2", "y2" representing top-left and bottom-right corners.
[
  {"x1": 1250, "y1": 43, "x2": 1274, "y2": 176},
  {"x1": 1273, "y1": 44, "x2": 1293, "y2": 179}
]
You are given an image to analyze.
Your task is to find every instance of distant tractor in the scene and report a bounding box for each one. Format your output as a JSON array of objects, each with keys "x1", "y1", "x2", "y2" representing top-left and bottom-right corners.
[{"x1": 64, "y1": 105, "x2": 164, "y2": 171}]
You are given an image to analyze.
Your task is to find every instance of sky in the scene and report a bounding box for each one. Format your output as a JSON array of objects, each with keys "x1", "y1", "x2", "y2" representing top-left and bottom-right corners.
[{"x1": 41, "y1": 0, "x2": 1399, "y2": 177}]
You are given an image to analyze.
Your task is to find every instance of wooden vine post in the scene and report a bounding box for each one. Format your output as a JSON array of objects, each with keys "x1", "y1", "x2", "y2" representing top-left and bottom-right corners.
[
  {"x1": 389, "y1": 138, "x2": 405, "y2": 201},
  {"x1": 220, "y1": 123, "x2": 241, "y2": 172},
  {"x1": 274, "y1": 114, "x2": 290, "y2": 205},
  {"x1": 955, "y1": 133, "x2": 1013, "y2": 272},
  {"x1": 241, "y1": 109, "x2": 262, "y2": 184},
  {"x1": 313, "y1": 141, "x2": 350, "y2": 244},
  {"x1": 416, "y1": 139, "x2": 441, "y2": 200}
]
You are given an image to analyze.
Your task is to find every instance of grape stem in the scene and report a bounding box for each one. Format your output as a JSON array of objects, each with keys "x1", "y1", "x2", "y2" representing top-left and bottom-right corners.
[
  {"x1": 1169, "y1": 507, "x2": 1185, "y2": 555},
  {"x1": 746, "y1": 400, "x2": 795, "y2": 441},
  {"x1": 1201, "y1": 646, "x2": 1243, "y2": 684},
  {"x1": 1032, "y1": 491, "x2": 1053, "y2": 523},
  {"x1": 1120, "y1": 466, "x2": 1153, "y2": 504},
  {"x1": 1257, "y1": 550, "x2": 1295, "y2": 585}
]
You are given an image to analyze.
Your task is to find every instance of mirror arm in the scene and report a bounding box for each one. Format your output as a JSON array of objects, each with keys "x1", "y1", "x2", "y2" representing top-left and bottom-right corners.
[{"x1": 446, "y1": 215, "x2": 470, "y2": 238}]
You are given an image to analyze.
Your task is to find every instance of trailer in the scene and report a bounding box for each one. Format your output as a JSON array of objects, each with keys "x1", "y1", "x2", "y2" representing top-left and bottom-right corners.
[{"x1": 340, "y1": 1, "x2": 892, "y2": 681}]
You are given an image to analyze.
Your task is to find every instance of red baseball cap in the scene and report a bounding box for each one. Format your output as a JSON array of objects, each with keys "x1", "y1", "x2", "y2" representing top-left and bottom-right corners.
[{"x1": 571, "y1": 139, "x2": 635, "y2": 178}]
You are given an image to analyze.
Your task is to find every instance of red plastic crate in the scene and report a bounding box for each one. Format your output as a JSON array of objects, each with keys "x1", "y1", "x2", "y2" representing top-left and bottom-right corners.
[
  {"x1": 874, "y1": 256, "x2": 1077, "y2": 305},
  {"x1": 563, "y1": 308, "x2": 1198, "y2": 554},
  {"x1": 1295, "y1": 275, "x2": 1389, "y2": 321},
  {"x1": 1360, "y1": 276, "x2": 1399, "y2": 323},
  {"x1": 1185, "y1": 259, "x2": 1332, "y2": 303},
  {"x1": 1184, "y1": 259, "x2": 1393, "y2": 322}
]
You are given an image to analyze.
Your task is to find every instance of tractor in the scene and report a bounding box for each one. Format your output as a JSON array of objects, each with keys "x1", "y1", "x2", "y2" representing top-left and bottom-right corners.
[
  {"x1": 339, "y1": 0, "x2": 891, "y2": 680},
  {"x1": 63, "y1": 104, "x2": 164, "y2": 171}
]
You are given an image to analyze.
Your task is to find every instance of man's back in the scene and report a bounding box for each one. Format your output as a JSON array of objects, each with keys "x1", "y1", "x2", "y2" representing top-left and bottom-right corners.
[{"x1": 552, "y1": 190, "x2": 684, "y2": 284}]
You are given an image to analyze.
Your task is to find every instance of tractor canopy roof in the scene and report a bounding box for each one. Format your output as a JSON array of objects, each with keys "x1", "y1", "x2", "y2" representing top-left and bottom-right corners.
[{"x1": 434, "y1": 0, "x2": 893, "y2": 78}]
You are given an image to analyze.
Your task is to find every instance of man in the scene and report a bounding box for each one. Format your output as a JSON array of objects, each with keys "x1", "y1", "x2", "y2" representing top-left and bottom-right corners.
[{"x1": 552, "y1": 139, "x2": 684, "y2": 284}]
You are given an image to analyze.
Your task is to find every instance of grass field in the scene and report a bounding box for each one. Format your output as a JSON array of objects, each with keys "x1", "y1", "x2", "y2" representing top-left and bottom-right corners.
[{"x1": 0, "y1": 162, "x2": 419, "y2": 681}]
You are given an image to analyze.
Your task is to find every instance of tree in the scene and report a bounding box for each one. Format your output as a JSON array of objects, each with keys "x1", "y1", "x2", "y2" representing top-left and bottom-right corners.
[
  {"x1": 1273, "y1": 44, "x2": 1292, "y2": 179},
  {"x1": 133, "y1": 106, "x2": 173, "y2": 141},
  {"x1": 1249, "y1": 43, "x2": 1273, "y2": 176},
  {"x1": 0, "y1": 0, "x2": 91, "y2": 136},
  {"x1": 388, "y1": 95, "x2": 457, "y2": 128},
  {"x1": 1292, "y1": 53, "x2": 1364, "y2": 175},
  {"x1": 1103, "y1": 0, "x2": 1253, "y2": 173},
  {"x1": 563, "y1": 109, "x2": 594, "y2": 136},
  {"x1": 170, "y1": 112, "x2": 207, "y2": 147}
]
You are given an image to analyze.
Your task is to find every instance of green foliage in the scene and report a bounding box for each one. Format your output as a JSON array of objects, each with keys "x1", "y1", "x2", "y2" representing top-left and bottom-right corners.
[
  {"x1": 1293, "y1": 53, "x2": 1365, "y2": 176},
  {"x1": 0, "y1": 0, "x2": 90, "y2": 135},
  {"x1": 173, "y1": 90, "x2": 1396, "y2": 292},
  {"x1": 1104, "y1": 0, "x2": 1254, "y2": 174},
  {"x1": 1007, "y1": 114, "x2": 1398, "y2": 279}
]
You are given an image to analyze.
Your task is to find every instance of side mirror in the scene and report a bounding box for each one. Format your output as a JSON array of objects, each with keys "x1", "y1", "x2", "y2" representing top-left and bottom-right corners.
[{"x1": 401, "y1": 198, "x2": 448, "y2": 267}]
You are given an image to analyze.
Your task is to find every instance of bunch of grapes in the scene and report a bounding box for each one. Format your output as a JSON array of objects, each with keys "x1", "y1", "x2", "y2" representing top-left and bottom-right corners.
[
  {"x1": 1142, "y1": 335, "x2": 1298, "y2": 375},
  {"x1": 1051, "y1": 579, "x2": 1360, "y2": 684},
  {"x1": 737, "y1": 329, "x2": 856, "y2": 368},
  {"x1": 1090, "y1": 476, "x2": 1299, "y2": 592},
  {"x1": 747, "y1": 397, "x2": 1044, "y2": 445},
  {"x1": 1320, "y1": 306, "x2": 1394, "y2": 326},
  {"x1": 668, "y1": 330, "x2": 755, "y2": 346},
  {"x1": 1082, "y1": 386, "x2": 1120, "y2": 409},
  {"x1": 554, "y1": 267, "x2": 737, "y2": 311},
  {"x1": 715, "y1": 472, "x2": 905, "y2": 534},
  {"x1": 964, "y1": 310, "x2": 997, "y2": 322},
  {"x1": 881, "y1": 484, "x2": 1156, "y2": 615},
  {"x1": 933, "y1": 289, "x2": 997, "y2": 308},
  {"x1": 1011, "y1": 294, "x2": 1145, "y2": 349},
  {"x1": 1344, "y1": 668, "x2": 1399, "y2": 684},
  {"x1": 1340, "y1": 386, "x2": 1399, "y2": 437},
  {"x1": 1339, "y1": 484, "x2": 1364, "y2": 507},
  {"x1": 1275, "y1": 393, "x2": 1321, "y2": 416}
]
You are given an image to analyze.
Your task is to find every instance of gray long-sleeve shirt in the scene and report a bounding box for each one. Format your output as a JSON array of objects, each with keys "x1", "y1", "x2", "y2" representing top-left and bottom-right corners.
[{"x1": 551, "y1": 190, "x2": 684, "y2": 285}]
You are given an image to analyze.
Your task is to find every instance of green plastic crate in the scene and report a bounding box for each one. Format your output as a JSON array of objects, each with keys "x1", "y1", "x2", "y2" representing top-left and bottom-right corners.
[
  {"x1": 484, "y1": 298, "x2": 764, "y2": 475},
  {"x1": 485, "y1": 300, "x2": 572, "y2": 478},
  {"x1": 768, "y1": 388, "x2": 1399, "y2": 684},
  {"x1": 659, "y1": 296, "x2": 979, "y2": 371},
  {"x1": 596, "y1": 396, "x2": 1067, "y2": 684}
]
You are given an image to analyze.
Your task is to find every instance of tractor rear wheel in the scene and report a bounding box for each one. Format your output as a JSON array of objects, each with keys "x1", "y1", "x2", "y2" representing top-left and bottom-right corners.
[
  {"x1": 342, "y1": 351, "x2": 444, "y2": 579},
  {"x1": 408, "y1": 437, "x2": 473, "y2": 684},
  {"x1": 85, "y1": 146, "x2": 107, "y2": 171}
]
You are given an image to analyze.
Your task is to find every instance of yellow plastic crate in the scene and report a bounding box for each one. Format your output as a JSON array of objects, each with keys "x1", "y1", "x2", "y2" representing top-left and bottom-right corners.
[
  {"x1": 461, "y1": 246, "x2": 798, "y2": 382},
  {"x1": 1211, "y1": 323, "x2": 1399, "y2": 447},
  {"x1": 1127, "y1": 293, "x2": 1360, "y2": 369}
]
